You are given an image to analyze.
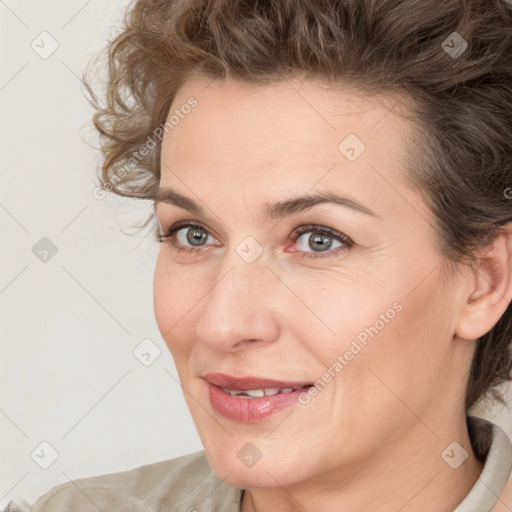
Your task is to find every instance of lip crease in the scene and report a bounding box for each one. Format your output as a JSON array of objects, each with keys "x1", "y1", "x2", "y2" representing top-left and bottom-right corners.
[
  {"x1": 203, "y1": 373, "x2": 314, "y2": 423},
  {"x1": 203, "y1": 372, "x2": 312, "y2": 390}
]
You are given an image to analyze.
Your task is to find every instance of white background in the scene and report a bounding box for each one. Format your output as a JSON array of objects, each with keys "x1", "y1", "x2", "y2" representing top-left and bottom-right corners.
[
  {"x1": 0, "y1": 0, "x2": 203, "y2": 507},
  {"x1": 0, "y1": 0, "x2": 511, "y2": 508}
]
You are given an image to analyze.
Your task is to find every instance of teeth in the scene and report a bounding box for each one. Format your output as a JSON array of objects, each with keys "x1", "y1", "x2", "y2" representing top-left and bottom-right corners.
[
  {"x1": 245, "y1": 389, "x2": 265, "y2": 397},
  {"x1": 219, "y1": 386, "x2": 307, "y2": 397}
]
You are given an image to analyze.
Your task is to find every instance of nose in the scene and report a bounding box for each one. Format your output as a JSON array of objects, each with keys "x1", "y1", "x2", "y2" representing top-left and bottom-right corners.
[{"x1": 194, "y1": 253, "x2": 281, "y2": 352}]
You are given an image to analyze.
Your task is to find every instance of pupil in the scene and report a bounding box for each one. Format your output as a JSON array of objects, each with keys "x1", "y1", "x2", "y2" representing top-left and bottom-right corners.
[
  {"x1": 309, "y1": 233, "x2": 332, "y2": 252},
  {"x1": 187, "y1": 227, "x2": 208, "y2": 246}
]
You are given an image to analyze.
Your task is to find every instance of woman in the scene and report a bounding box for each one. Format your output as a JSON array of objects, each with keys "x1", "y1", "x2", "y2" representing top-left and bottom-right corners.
[{"x1": 7, "y1": 0, "x2": 512, "y2": 510}]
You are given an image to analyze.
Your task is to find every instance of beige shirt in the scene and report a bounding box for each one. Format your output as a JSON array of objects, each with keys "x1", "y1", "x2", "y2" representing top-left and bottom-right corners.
[{"x1": 5, "y1": 417, "x2": 512, "y2": 512}]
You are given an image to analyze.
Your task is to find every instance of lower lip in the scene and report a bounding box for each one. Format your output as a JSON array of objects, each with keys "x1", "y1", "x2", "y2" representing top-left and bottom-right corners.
[{"x1": 207, "y1": 382, "x2": 307, "y2": 423}]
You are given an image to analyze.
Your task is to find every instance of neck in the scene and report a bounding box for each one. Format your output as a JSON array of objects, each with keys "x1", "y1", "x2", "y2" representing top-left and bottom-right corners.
[{"x1": 241, "y1": 416, "x2": 485, "y2": 512}]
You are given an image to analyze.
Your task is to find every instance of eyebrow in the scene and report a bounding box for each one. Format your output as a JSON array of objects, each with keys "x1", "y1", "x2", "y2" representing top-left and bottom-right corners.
[{"x1": 154, "y1": 187, "x2": 378, "y2": 220}]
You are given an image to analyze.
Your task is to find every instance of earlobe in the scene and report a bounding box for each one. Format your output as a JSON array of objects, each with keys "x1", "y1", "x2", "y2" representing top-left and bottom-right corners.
[{"x1": 455, "y1": 222, "x2": 512, "y2": 341}]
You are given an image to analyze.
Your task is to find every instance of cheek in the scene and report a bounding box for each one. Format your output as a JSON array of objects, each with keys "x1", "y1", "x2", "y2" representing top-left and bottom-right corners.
[
  {"x1": 153, "y1": 254, "x2": 205, "y2": 353},
  {"x1": 335, "y1": 273, "x2": 454, "y2": 417},
  {"x1": 283, "y1": 270, "x2": 399, "y2": 361},
  {"x1": 299, "y1": 277, "x2": 453, "y2": 449},
  {"x1": 290, "y1": 264, "x2": 451, "y2": 393}
]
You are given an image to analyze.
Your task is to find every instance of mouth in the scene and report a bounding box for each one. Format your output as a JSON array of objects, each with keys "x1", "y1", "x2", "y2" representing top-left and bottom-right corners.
[
  {"x1": 203, "y1": 372, "x2": 313, "y2": 390},
  {"x1": 218, "y1": 384, "x2": 312, "y2": 397},
  {"x1": 203, "y1": 372, "x2": 314, "y2": 422}
]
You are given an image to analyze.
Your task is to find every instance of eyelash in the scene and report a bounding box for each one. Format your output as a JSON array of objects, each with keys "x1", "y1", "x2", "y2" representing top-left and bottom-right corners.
[{"x1": 157, "y1": 221, "x2": 354, "y2": 260}]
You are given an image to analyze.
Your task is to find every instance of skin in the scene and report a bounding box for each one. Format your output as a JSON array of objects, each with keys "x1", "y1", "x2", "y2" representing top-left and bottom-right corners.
[{"x1": 153, "y1": 76, "x2": 512, "y2": 512}]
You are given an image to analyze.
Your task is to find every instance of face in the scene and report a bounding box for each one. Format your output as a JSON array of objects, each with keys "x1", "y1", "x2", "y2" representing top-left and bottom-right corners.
[{"x1": 153, "y1": 77, "x2": 470, "y2": 488}]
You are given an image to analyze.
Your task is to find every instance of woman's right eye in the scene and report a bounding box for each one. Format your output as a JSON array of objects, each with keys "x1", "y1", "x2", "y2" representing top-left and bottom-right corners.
[{"x1": 157, "y1": 221, "x2": 219, "y2": 254}]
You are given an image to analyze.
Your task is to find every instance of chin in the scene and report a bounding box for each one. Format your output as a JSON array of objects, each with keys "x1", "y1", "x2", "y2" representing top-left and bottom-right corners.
[
  {"x1": 205, "y1": 448, "x2": 303, "y2": 489},
  {"x1": 211, "y1": 462, "x2": 288, "y2": 489}
]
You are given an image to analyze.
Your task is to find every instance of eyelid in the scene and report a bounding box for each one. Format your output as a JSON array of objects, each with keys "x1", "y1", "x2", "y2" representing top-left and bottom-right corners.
[
  {"x1": 291, "y1": 224, "x2": 353, "y2": 244},
  {"x1": 159, "y1": 220, "x2": 221, "y2": 243},
  {"x1": 287, "y1": 224, "x2": 354, "y2": 260}
]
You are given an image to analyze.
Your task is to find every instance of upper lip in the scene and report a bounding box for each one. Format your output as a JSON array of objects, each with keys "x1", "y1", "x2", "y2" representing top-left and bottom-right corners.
[{"x1": 203, "y1": 372, "x2": 313, "y2": 390}]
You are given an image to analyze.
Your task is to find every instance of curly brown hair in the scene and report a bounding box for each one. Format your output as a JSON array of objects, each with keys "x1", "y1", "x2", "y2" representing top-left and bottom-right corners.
[{"x1": 82, "y1": 0, "x2": 512, "y2": 458}]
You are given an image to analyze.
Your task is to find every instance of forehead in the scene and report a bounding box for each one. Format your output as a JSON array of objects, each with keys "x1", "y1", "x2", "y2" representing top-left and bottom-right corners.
[
  {"x1": 159, "y1": 77, "x2": 417, "y2": 213},
  {"x1": 162, "y1": 77, "x2": 411, "y2": 171}
]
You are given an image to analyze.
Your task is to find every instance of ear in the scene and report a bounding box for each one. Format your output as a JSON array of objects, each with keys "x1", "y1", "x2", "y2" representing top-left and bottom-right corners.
[{"x1": 455, "y1": 222, "x2": 512, "y2": 341}]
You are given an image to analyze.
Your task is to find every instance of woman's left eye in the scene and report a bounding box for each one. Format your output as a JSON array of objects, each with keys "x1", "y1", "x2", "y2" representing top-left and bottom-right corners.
[
  {"x1": 291, "y1": 225, "x2": 354, "y2": 260},
  {"x1": 157, "y1": 222, "x2": 354, "y2": 260}
]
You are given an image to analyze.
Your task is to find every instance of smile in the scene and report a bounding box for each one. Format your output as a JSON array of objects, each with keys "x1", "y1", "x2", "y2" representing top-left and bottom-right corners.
[
  {"x1": 220, "y1": 385, "x2": 310, "y2": 397},
  {"x1": 203, "y1": 373, "x2": 314, "y2": 422}
]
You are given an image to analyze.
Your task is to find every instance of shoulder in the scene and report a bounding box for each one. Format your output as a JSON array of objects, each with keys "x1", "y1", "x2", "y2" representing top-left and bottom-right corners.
[
  {"x1": 2, "y1": 501, "x2": 31, "y2": 512},
  {"x1": 26, "y1": 450, "x2": 242, "y2": 512}
]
